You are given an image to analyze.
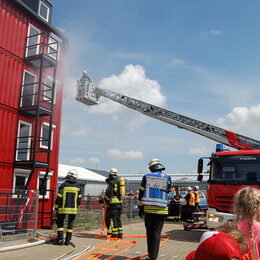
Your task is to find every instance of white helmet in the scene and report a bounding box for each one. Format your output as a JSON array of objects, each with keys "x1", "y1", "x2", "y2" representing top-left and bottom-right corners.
[
  {"x1": 148, "y1": 158, "x2": 165, "y2": 172},
  {"x1": 67, "y1": 169, "x2": 78, "y2": 179},
  {"x1": 187, "y1": 186, "x2": 192, "y2": 191},
  {"x1": 194, "y1": 186, "x2": 199, "y2": 190},
  {"x1": 148, "y1": 158, "x2": 161, "y2": 168},
  {"x1": 83, "y1": 70, "x2": 88, "y2": 77},
  {"x1": 109, "y1": 168, "x2": 118, "y2": 175}
]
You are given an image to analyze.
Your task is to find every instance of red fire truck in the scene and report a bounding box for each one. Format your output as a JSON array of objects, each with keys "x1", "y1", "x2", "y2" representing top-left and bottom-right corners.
[{"x1": 76, "y1": 72, "x2": 260, "y2": 229}]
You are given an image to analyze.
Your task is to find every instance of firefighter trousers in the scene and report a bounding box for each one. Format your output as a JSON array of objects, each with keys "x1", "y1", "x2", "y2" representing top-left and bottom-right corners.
[
  {"x1": 172, "y1": 203, "x2": 181, "y2": 221},
  {"x1": 107, "y1": 203, "x2": 123, "y2": 238},
  {"x1": 186, "y1": 205, "x2": 195, "y2": 223},
  {"x1": 144, "y1": 213, "x2": 165, "y2": 260},
  {"x1": 56, "y1": 214, "x2": 76, "y2": 232}
]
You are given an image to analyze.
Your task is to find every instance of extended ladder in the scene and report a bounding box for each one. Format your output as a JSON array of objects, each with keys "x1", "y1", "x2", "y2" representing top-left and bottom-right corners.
[{"x1": 76, "y1": 72, "x2": 260, "y2": 150}]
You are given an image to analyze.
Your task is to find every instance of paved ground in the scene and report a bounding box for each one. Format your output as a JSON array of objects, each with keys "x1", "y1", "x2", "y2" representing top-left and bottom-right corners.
[{"x1": 0, "y1": 220, "x2": 206, "y2": 260}]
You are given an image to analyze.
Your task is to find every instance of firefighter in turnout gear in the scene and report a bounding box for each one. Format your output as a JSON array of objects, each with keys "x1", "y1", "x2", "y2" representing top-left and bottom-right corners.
[
  {"x1": 104, "y1": 168, "x2": 124, "y2": 239},
  {"x1": 193, "y1": 186, "x2": 201, "y2": 221},
  {"x1": 184, "y1": 186, "x2": 195, "y2": 223},
  {"x1": 138, "y1": 159, "x2": 172, "y2": 260},
  {"x1": 54, "y1": 169, "x2": 82, "y2": 245},
  {"x1": 193, "y1": 186, "x2": 201, "y2": 211}
]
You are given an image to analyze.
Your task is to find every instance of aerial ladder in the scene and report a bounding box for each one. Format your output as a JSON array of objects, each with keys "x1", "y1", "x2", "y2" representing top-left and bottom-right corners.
[
  {"x1": 76, "y1": 71, "x2": 260, "y2": 232},
  {"x1": 76, "y1": 71, "x2": 260, "y2": 151}
]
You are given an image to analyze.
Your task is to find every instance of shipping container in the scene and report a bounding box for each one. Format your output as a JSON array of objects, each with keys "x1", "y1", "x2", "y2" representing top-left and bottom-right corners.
[{"x1": 0, "y1": 0, "x2": 67, "y2": 229}]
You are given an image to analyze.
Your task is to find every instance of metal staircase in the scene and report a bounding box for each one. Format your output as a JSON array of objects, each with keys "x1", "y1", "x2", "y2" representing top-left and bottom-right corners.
[{"x1": 15, "y1": 32, "x2": 59, "y2": 190}]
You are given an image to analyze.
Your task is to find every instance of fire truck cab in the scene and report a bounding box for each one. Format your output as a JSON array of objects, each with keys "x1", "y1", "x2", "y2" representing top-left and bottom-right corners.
[{"x1": 198, "y1": 144, "x2": 260, "y2": 229}]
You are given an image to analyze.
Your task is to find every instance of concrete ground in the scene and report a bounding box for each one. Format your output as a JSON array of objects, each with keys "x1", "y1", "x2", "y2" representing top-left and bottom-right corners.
[{"x1": 0, "y1": 220, "x2": 206, "y2": 260}]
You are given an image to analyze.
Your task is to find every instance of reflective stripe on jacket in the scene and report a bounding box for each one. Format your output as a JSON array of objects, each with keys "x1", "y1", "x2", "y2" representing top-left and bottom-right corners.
[
  {"x1": 185, "y1": 191, "x2": 195, "y2": 206},
  {"x1": 105, "y1": 179, "x2": 122, "y2": 205},
  {"x1": 194, "y1": 191, "x2": 200, "y2": 204},
  {"x1": 143, "y1": 205, "x2": 169, "y2": 215},
  {"x1": 55, "y1": 177, "x2": 82, "y2": 215}
]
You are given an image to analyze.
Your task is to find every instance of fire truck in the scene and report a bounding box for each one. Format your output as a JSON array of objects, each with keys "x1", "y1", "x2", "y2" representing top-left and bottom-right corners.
[{"x1": 76, "y1": 71, "x2": 260, "y2": 229}]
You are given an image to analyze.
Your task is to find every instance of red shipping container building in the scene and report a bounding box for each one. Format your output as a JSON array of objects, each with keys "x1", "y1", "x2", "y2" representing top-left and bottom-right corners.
[{"x1": 0, "y1": 0, "x2": 67, "y2": 228}]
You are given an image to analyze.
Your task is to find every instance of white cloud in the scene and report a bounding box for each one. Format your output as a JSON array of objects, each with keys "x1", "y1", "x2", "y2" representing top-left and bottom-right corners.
[
  {"x1": 171, "y1": 58, "x2": 185, "y2": 66},
  {"x1": 189, "y1": 147, "x2": 212, "y2": 155},
  {"x1": 217, "y1": 104, "x2": 260, "y2": 137},
  {"x1": 71, "y1": 129, "x2": 89, "y2": 136},
  {"x1": 87, "y1": 64, "x2": 166, "y2": 130},
  {"x1": 114, "y1": 52, "x2": 149, "y2": 61},
  {"x1": 200, "y1": 30, "x2": 223, "y2": 37},
  {"x1": 69, "y1": 158, "x2": 87, "y2": 164},
  {"x1": 107, "y1": 148, "x2": 143, "y2": 160},
  {"x1": 211, "y1": 30, "x2": 223, "y2": 35},
  {"x1": 89, "y1": 157, "x2": 101, "y2": 164},
  {"x1": 189, "y1": 66, "x2": 260, "y2": 106}
]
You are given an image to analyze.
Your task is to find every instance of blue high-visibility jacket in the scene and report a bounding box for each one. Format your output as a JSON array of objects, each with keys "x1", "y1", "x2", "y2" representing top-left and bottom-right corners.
[{"x1": 141, "y1": 171, "x2": 169, "y2": 207}]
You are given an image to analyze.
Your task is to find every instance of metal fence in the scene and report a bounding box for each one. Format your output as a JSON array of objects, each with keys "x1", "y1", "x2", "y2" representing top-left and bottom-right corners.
[
  {"x1": 72, "y1": 195, "x2": 140, "y2": 231},
  {"x1": 0, "y1": 189, "x2": 39, "y2": 244}
]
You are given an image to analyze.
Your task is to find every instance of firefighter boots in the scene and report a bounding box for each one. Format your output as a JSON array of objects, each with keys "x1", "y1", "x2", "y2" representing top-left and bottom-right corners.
[
  {"x1": 54, "y1": 231, "x2": 64, "y2": 245},
  {"x1": 65, "y1": 232, "x2": 72, "y2": 246}
]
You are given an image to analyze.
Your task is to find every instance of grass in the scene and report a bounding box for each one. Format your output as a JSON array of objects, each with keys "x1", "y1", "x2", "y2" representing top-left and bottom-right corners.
[{"x1": 70, "y1": 209, "x2": 142, "y2": 232}]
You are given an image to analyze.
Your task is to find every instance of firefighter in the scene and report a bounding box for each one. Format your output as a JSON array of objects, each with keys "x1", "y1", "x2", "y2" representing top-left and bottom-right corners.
[
  {"x1": 184, "y1": 186, "x2": 195, "y2": 223},
  {"x1": 104, "y1": 168, "x2": 123, "y2": 239},
  {"x1": 172, "y1": 187, "x2": 182, "y2": 222},
  {"x1": 193, "y1": 185, "x2": 201, "y2": 221},
  {"x1": 54, "y1": 169, "x2": 82, "y2": 245},
  {"x1": 138, "y1": 159, "x2": 172, "y2": 260}
]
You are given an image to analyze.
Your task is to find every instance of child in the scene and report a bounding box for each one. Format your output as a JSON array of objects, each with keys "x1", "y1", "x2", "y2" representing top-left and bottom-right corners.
[
  {"x1": 216, "y1": 224, "x2": 247, "y2": 256},
  {"x1": 185, "y1": 231, "x2": 243, "y2": 260},
  {"x1": 233, "y1": 186, "x2": 260, "y2": 259}
]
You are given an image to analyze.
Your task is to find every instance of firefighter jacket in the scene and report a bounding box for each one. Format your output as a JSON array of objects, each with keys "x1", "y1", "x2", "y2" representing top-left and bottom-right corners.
[
  {"x1": 194, "y1": 190, "x2": 200, "y2": 204},
  {"x1": 137, "y1": 171, "x2": 172, "y2": 215},
  {"x1": 105, "y1": 175, "x2": 122, "y2": 205},
  {"x1": 185, "y1": 191, "x2": 195, "y2": 206},
  {"x1": 54, "y1": 176, "x2": 82, "y2": 214}
]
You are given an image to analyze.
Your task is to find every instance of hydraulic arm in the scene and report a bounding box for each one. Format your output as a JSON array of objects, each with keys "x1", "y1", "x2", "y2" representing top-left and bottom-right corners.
[{"x1": 76, "y1": 71, "x2": 260, "y2": 150}]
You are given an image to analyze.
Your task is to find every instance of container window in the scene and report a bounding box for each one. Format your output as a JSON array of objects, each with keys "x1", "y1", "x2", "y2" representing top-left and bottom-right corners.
[
  {"x1": 26, "y1": 24, "x2": 41, "y2": 57},
  {"x1": 20, "y1": 70, "x2": 36, "y2": 108},
  {"x1": 16, "y1": 121, "x2": 32, "y2": 161},
  {"x1": 38, "y1": 172, "x2": 52, "y2": 199},
  {"x1": 48, "y1": 34, "x2": 60, "y2": 60},
  {"x1": 13, "y1": 169, "x2": 30, "y2": 196},
  {"x1": 40, "y1": 122, "x2": 56, "y2": 149},
  {"x1": 44, "y1": 76, "x2": 56, "y2": 104},
  {"x1": 38, "y1": 1, "x2": 50, "y2": 22}
]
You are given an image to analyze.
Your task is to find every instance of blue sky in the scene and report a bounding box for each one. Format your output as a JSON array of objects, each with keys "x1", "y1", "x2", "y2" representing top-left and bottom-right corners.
[{"x1": 51, "y1": 0, "x2": 260, "y2": 174}]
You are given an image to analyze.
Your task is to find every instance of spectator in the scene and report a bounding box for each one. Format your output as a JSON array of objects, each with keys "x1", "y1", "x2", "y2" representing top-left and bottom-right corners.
[
  {"x1": 216, "y1": 224, "x2": 247, "y2": 255},
  {"x1": 171, "y1": 187, "x2": 182, "y2": 222},
  {"x1": 233, "y1": 186, "x2": 260, "y2": 259},
  {"x1": 185, "y1": 232, "x2": 243, "y2": 260}
]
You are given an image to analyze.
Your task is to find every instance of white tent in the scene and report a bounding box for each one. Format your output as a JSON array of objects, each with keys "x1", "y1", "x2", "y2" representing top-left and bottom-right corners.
[
  {"x1": 58, "y1": 164, "x2": 107, "y2": 196},
  {"x1": 59, "y1": 164, "x2": 106, "y2": 182}
]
